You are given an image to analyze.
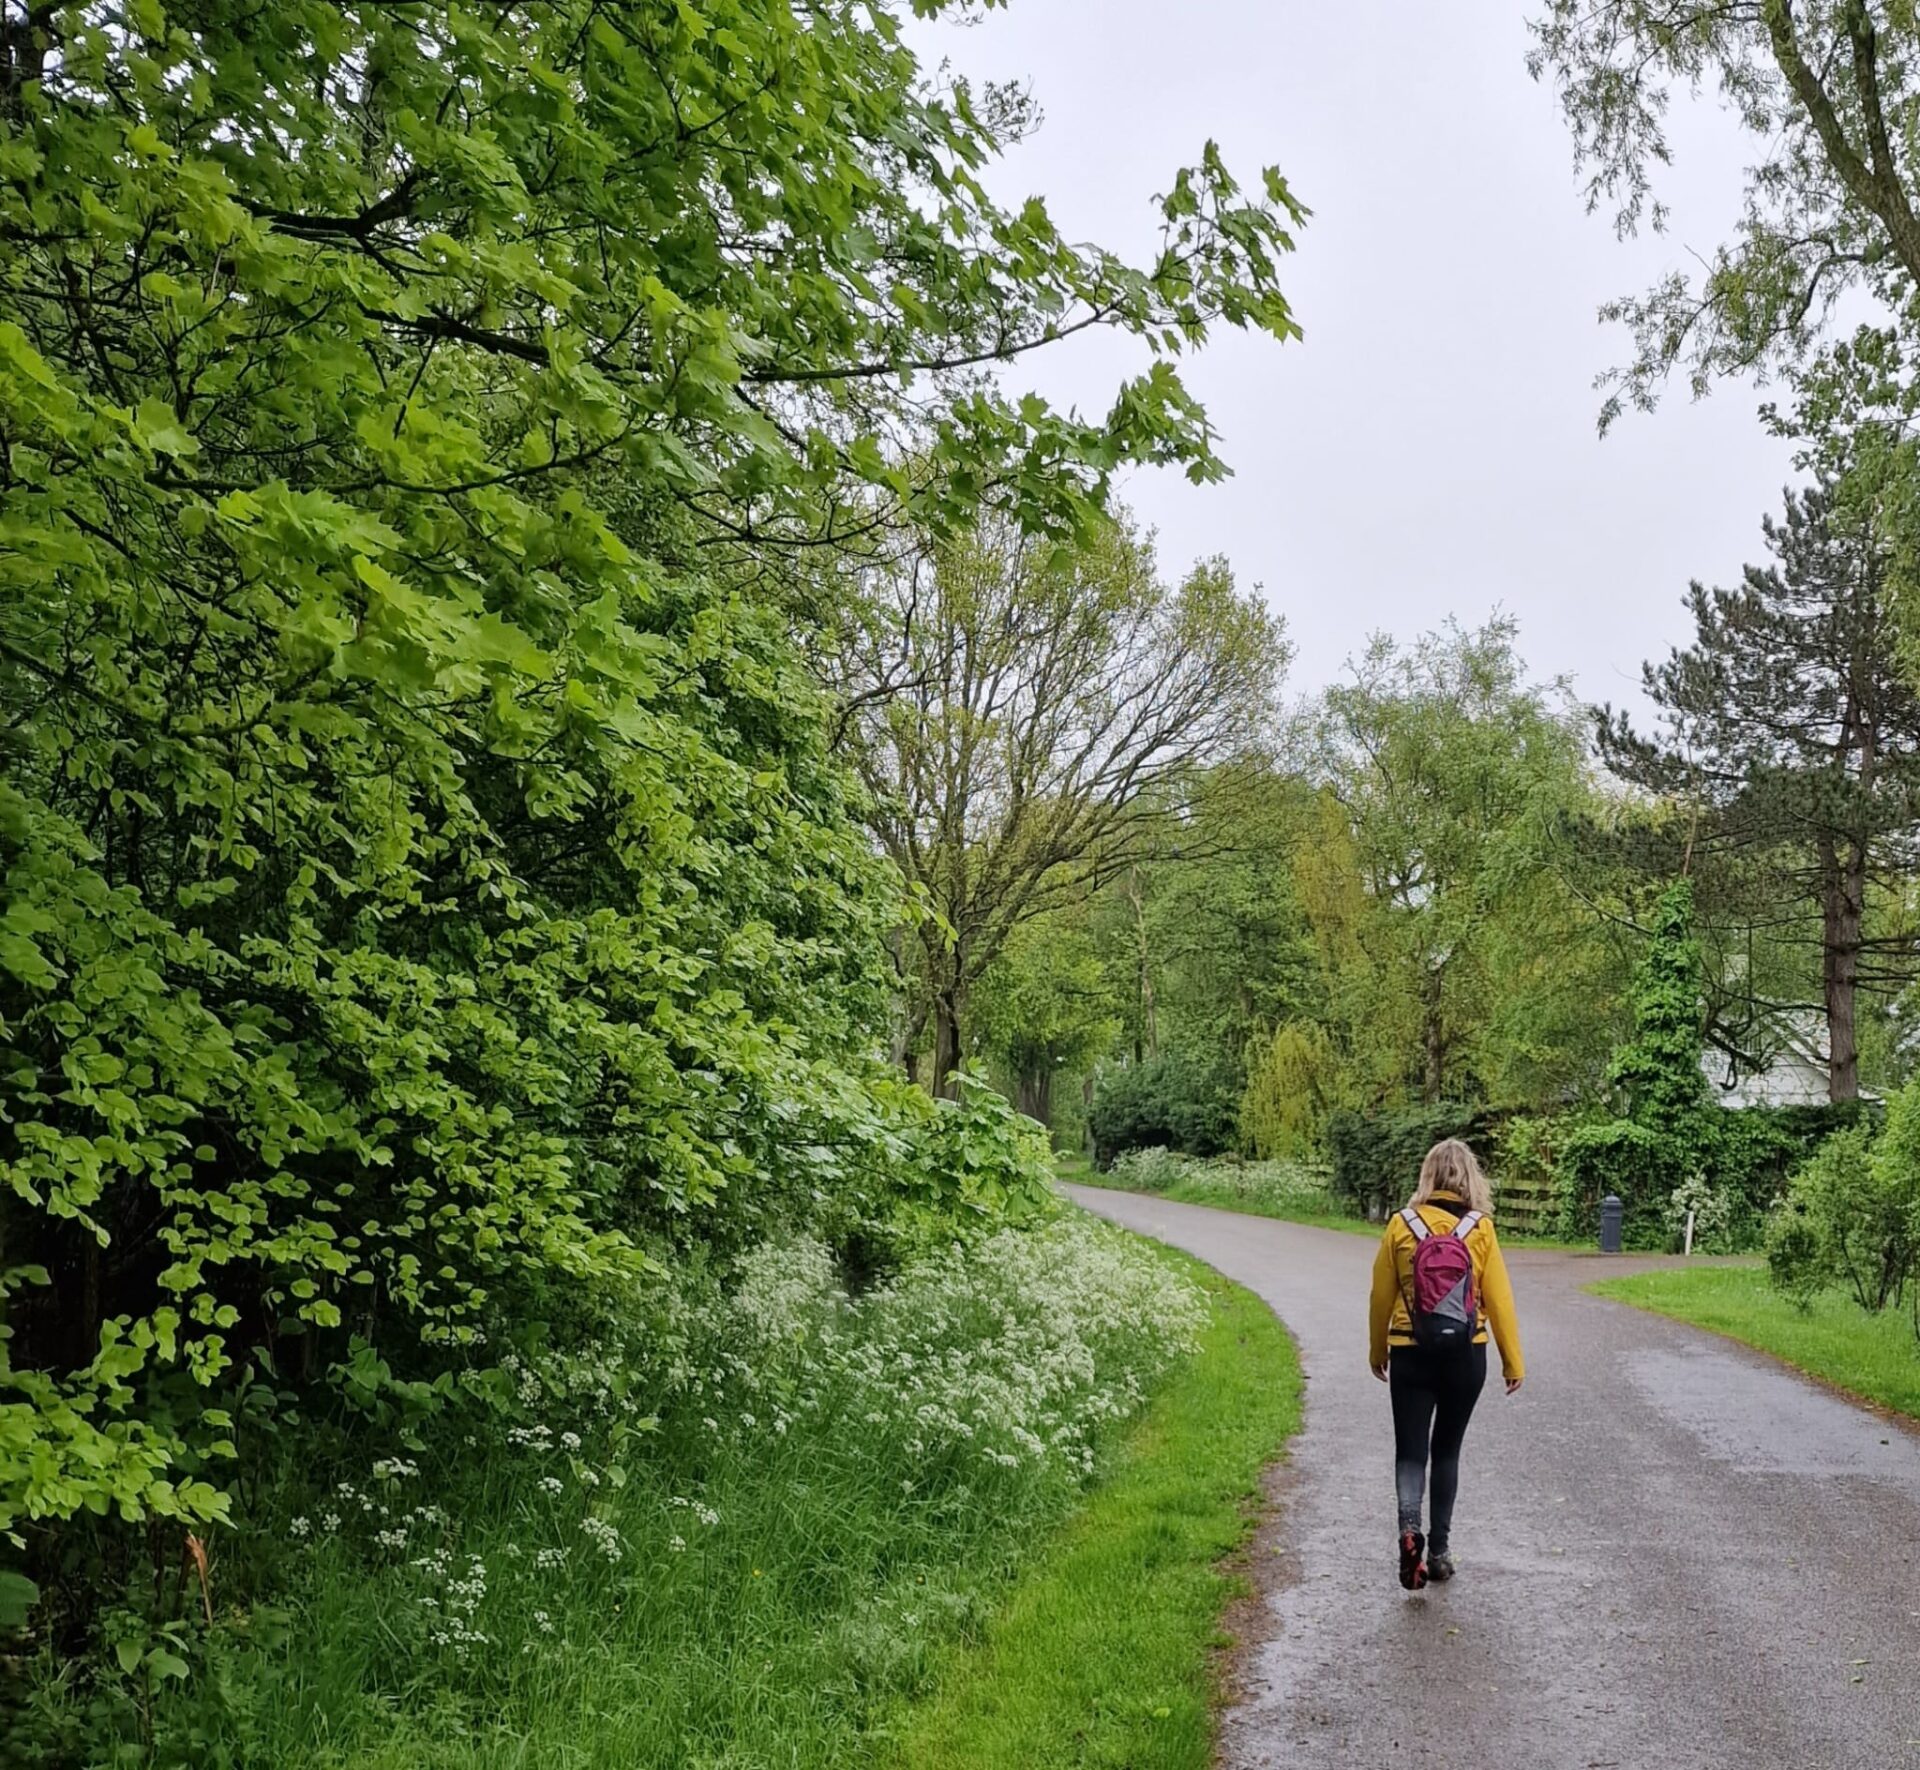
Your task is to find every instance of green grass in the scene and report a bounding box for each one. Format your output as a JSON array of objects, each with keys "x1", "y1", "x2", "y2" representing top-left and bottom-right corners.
[
  {"x1": 22, "y1": 1219, "x2": 1240, "y2": 1770},
  {"x1": 891, "y1": 1249, "x2": 1301, "y2": 1770},
  {"x1": 1589, "y1": 1265, "x2": 1920, "y2": 1419},
  {"x1": 1073, "y1": 1154, "x2": 1585, "y2": 1247},
  {"x1": 1052, "y1": 1148, "x2": 1096, "y2": 1186},
  {"x1": 1144, "y1": 1174, "x2": 1374, "y2": 1236}
]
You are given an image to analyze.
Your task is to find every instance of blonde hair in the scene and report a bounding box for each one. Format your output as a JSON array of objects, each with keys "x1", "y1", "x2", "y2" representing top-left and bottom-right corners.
[{"x1": 1410, "y1": 1138, "x2": 1493, "y2": 1216}]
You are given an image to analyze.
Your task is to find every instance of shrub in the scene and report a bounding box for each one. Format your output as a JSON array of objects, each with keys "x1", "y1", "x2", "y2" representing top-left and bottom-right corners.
[
  {"x1": 1181, "y1": 1157, "x2": 1337, "y2": 1212},
  {"x1": 1101, "y1": 1148, "x2": 1339, "y2": 1219},
  {"x1": 1664, "y1": 1172, "x2": 1737, "y2": 1254},
  {"x1": 1089, "y1": 1053, "x2": 1240, "y2": 1166},
  {"x1": 1325, "y1": 1103, "x2": 1502, "y2": 1218},
  {"x1": 1708, "y1": 1100, "x2": 1877, "y2": 1221},
  {"x1": 15, "y1": 1214, "x2": 1207, "y2": 1767},
  {"x1": 1491, "y1": 1112, "x2": 1589, "y2": 1233},
  {"x1": 1781, "y1": 1118, "x2": 1920, "y2": 1313},
  {"x1": 1104, "y1": 1147, "x2": 1196, "y2": 1193},
  {"x1": 1554, "y1": 1118, "x2": 1677, "y2": 1245},
  {"x1": 1535, "y1": 1099, "x2": 1875, "y2": 1249},
  {"x1": 1764, "y1": 1198, "x2": 1830, "y2": 1312}
]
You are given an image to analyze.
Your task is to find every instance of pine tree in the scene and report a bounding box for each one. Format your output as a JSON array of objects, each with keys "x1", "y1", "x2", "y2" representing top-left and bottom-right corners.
[{"x1": 1598, "y1": 484, "x2": 1920, "y2": 1100}]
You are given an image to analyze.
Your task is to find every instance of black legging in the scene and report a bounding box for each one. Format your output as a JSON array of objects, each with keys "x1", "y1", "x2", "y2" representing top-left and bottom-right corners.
[{"x1": 1389, "y1": 1342, "x2": 1487, "y2": 1549}]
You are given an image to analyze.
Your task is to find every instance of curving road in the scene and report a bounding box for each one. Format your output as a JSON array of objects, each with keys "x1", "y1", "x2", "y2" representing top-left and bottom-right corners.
[{"x1": 1068, "y1": 1184, "x2": 1920, "y2": 1770}]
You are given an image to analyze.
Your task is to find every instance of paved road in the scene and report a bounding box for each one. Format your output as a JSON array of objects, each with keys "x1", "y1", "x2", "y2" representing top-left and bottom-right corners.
[{"x1": 1069, "y1": 1185, "x2": 1920, "y2": 1770}]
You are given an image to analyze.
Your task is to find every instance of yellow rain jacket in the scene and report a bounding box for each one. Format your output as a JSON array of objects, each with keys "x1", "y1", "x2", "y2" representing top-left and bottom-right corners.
[{"x1": 1368, "y1": 1190, "x2": 1525, "y2": 1384}]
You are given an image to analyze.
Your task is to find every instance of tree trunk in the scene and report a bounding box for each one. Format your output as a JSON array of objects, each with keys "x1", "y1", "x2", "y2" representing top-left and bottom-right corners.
[
  {"x1": 886, "y1": 927, "x2": 923, "y2": 1082},
  {"x1": 1014, "y1": 1064, "x2": 1052, "y2": 1126},
  {"x1": 892, "y1": 997, "x2": 926, "y2": 1084},
  {"x1": 1820, "y1": 839, "x2": 1864, "y2": 1102},
  {"x1": 1421, "y1": 958, "x2": 1446, "y2": 1103},
  {"x1": 931, "y1": 989, "x2": 964, "y2": 1098},
  {"x1": 1126, "y1": 866, "x2": 1157, "y2": 1063}
]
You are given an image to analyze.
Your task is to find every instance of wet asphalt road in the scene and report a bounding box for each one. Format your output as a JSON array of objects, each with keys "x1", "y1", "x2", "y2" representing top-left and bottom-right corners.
[{"x1": 1067, "y1": 1185, "x2": 1920, "y2": 1770}]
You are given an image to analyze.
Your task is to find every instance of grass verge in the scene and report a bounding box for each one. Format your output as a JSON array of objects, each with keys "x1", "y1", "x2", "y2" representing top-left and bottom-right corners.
[
  {"x1": 1589, "y1": 1265, "x2": 1920, "y2": 1420},
  {"x1": 20, "y1": 1218, "x2": 1232, "y2": 1770},
  {"x1": 890, "y1": 1247, "x2": 1301, "y2": 1770},
  {"x1": 1069, "y1": 1157, "x2": 1585, "y2": 1248},
  {"x1": 1128, "y1": 1174, "x2": 1375, "y2": 1237}
]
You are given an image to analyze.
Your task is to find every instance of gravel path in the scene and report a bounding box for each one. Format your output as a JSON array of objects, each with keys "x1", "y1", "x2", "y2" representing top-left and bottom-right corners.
[{"x1": 1068, "y1": 1184, "x2": 1920, "y2": 1770}]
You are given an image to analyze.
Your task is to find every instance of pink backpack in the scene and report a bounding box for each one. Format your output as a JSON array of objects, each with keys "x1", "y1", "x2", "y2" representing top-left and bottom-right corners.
[{"x1": 1400, "y1": 1207, "x2": 1483, "y2": 1352}]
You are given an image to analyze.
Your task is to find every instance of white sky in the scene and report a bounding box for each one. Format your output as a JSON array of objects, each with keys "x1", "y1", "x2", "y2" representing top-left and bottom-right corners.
[{"x1": 908, "y1": 1, "x2": 1802, "y2": 719}]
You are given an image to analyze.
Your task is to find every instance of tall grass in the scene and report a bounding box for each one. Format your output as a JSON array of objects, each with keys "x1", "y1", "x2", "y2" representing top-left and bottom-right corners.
[{"x1": 20, "y1": 1216, "x2": 1209, "y2": 1769}]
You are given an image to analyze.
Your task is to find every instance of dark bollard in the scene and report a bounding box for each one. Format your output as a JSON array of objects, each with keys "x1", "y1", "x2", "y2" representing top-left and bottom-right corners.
[{"x1": 1598, "y1": 1194, "x2": 1623, "y2": 1254}]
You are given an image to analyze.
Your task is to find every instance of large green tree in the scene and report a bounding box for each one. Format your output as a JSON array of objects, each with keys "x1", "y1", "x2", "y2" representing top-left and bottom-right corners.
[
  {"x1": 0, "y1": 0, "x2": 1303, "y2": 1539},
  {"x1": 1597, "y1": 481, "x2": 1920, "y2": 1099},
  {"x1": 836, "y1": 512, "x2": 1287, "y2": 1094},
  {"x1": 1308, "y1": 620, "x2": 1623, "y2": 1107},
  {"x1": 1531, "y1": 0, "x2": 1920, "y2": 423},
  {"x1": 971, "y1": 911, "x2": 1119, "y2": 1127}
]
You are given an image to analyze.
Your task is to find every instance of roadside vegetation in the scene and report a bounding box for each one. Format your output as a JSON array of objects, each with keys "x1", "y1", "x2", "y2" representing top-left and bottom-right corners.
[
  {"x1": 1593, "y1": 1075, "x2": 1920, "y2": 1414},
  {"x1": 894, "y1": 1254, "x2": 1301, "y2": 1770},
  {"x1": 1, "y1": 0, "x2": 1307, "y2": 1759},
  {"x1": 19, "y1": 0, "x2": 1920, "y2": 1762},
  {"x1": 20, "y1": 1212, "x2": 1227, "y2": 1767},
  {"x1": 1083, "y1": 1148, "x2": 1594, "y2": 1248},
  {"x1": 1091, "y1": 1148, "x2": 1364, "y2": 1235}
]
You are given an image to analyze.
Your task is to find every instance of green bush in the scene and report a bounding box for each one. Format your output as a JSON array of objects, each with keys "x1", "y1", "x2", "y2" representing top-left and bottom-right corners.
[
  {"x1": 1709, "y1": 1101, "x2": 1876, "y2": 1217},
  {"x1": 14, "y1": 1215, "x2": 1206, "y2": 1768},
  {"x1": 1089, "y1": 1054, "x2": 1240, "y2": 1166},
  {"x1": 1554, "y1": 1118, "x2": 1677, "y2": 1246},
  {"x1": 1491, "y1": 1111, "x2": 1591, "y2": 1231},
  {"x1": 1544, "y1": 1100, "x2": 1875, "y2": 1250},
  {"x1": 1764, "y1": 1197, "x2": 1831, "y2": 1311},
  {"x1": 1774, "y1": 1116, "x2": 1920, "y2": 1313},
  {"x1": 1325, "y1": 1103, "x2": 1502, "y2": 1218},
  {"x1": 1100, "y1": 1148, "x2": 1343, "y2": 1224},
  {"x1": 1105, "y1": 1147, "x2": 1197, "y2": 1192},
  {"x1": 1664, "y1": 1171, "x2": 1738, "y2": 1254}
]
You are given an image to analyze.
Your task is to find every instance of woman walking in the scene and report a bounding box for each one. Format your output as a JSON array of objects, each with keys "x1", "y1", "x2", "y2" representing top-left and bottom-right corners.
[{"x1": 1368, "y1": 1138, "x2": 1524, "y2": 1589}]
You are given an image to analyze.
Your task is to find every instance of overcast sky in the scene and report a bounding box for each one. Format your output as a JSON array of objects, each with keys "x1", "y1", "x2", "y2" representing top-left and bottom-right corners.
[{"x1": 908, "y1": 2, "x2": 1802, "y2": 719}]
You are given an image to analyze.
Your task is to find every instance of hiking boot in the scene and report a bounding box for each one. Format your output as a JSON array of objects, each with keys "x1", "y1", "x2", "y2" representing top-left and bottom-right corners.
[
  {"x1": 1426, "y1": 1545, "x2": 1456, "y2": 1582},
  {"x1": 1398, "y1": 1529, "x2": 1427, "y2": 1591}
]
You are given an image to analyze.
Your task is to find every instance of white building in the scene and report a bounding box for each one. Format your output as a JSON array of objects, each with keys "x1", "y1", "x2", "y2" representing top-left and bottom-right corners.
[{"x1": 1701, "y1": 1010, "x2": 1869, "y2": 1108}]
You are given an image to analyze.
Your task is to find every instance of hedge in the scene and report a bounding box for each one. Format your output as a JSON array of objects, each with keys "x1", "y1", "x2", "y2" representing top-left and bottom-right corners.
[
  {"x1": 1089, "y1": 1053, "x2": 1241, "y2": 1167},
  {"x1": 1324, "y1": 1103, "x2": 1506, "y2": 1218}
]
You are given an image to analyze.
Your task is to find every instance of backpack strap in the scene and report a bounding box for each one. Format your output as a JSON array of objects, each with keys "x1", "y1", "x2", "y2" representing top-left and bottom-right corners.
[
  {"x1": 1452, "y1": 1210, "x2": 1484, "y2": 1241},
  {"x1": 1400, "y1": 1206, "x2": 1429, "y2": 1241}
]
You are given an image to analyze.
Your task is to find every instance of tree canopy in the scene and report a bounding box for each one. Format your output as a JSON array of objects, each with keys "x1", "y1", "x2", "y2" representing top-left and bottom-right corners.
[
  {"x1": 1531, "y1": 0, "x2": 1920, "y2": 422},
  {"x1": 836, "y1": 510, "x2": 1287, "y2": 1092},
  {"x1": 1598, "y1": 481, "x2": 1920, "y2": 1098},
  {"x1": 0, "y1": 0, "x2": 1305, "y2": 1537}
]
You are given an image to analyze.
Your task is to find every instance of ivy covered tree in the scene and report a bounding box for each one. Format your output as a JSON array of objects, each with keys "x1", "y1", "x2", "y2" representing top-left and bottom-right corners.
[
  {"x1": 1609, "y1": 880, "x2": 1713, "y2": 1139},
  {"x1": 0, "y1": 0, "x2": 1303, "y2": 1544},
  {"x1": 1555, "y1": 878, "x2": 1714, "y2": 1243},
  {"x1": 1597, "y1": 483, "x2": 1920, "y2": 1099}
]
